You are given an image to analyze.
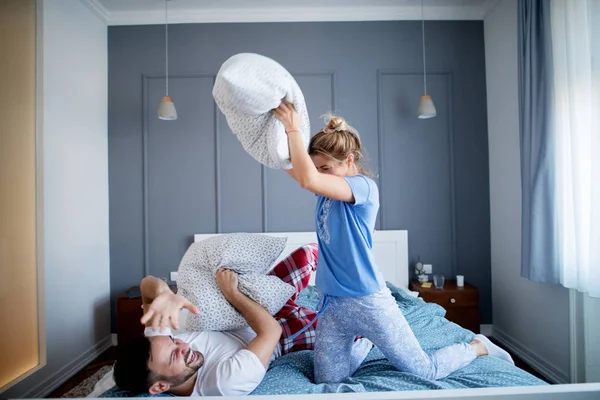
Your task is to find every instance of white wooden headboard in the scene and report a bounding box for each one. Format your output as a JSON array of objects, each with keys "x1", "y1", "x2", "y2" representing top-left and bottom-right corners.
[{"x1": 193, "y1": 230, "x2": 409, "y2": 288}]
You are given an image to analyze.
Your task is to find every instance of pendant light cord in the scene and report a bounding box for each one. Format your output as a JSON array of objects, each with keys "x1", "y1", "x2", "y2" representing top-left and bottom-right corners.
[
  {"x1": 165, "y1": 0, "x2": 169, "y2": 96},
  {"x1": 421, "y1": 0, "x2": 427, "y2": 95}
]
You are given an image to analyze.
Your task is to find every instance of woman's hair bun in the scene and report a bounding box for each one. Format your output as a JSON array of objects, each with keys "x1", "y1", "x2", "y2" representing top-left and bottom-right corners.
[{"x1": 322, "y1": 114, "x2": 349, "y2": 134}]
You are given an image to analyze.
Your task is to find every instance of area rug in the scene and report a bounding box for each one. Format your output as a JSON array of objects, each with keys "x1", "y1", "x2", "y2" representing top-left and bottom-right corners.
[{"x1": 61, "y1": 365, "x2": 112, "y2": 398}]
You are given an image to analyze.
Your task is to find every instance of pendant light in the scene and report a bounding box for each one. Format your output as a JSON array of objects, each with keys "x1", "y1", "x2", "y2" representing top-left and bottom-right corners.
[
  {"x1": 158, "y1": 0, "x2": 177, "y2": 120},
  {"x1": 418, "y1": 0, "x2": 436, "y2": 119}
]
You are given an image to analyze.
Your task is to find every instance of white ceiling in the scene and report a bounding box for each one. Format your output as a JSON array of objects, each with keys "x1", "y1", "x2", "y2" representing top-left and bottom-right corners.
[{"x1": 84, "y1": 0, "x2": 501, "y2": 25}]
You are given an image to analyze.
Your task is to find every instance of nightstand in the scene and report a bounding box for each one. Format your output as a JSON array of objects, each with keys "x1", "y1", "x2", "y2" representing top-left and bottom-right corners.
[{"x1": 409, "y1": 280, "x2": 480, "y2": 333}]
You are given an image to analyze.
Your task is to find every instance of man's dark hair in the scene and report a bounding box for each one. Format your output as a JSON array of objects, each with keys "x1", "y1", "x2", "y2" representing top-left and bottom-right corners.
[{"x1": 114, "y1": 337, "x2": 155, "y2": 394}]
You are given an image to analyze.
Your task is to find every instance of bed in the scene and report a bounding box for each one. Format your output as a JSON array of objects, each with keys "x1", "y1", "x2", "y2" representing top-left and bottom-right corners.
[
  {"x1": 98, "y1": 230, "x2": 555, "y2": 398},
  {"x1": 196, "y1": 231, "x2": 547, "y2": 394}
]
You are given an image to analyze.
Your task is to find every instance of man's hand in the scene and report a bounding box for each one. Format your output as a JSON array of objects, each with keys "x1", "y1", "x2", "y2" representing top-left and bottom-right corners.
[
  {"x1": 140, "y1": 292, "x2": 199, "y2": 332},
  {"x1": 216, "y1": 268, "x2": 240, "y2": 300}
]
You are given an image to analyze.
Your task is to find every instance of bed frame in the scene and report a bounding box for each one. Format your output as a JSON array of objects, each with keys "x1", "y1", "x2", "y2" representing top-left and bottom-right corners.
[
  {"x1": 193, "y1": 230, "x2": 409, "y2": 288},
  {"x1": 186, "y1": 231, "x2": 600, "y2": 400},
  {"x1": 200, "y1": 384, "x2": 598, "y2": 400}
]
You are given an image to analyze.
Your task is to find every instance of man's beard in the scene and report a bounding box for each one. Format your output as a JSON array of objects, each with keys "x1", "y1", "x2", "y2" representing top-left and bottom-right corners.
[{"x1": 167, "y1": 350, "x2": 203, "y2": 387}]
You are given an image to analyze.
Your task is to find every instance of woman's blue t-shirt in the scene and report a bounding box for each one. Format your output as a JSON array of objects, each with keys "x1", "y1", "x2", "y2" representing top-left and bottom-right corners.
[{"x1": 314, "y1": 175, "x2": 385, "y2": 297}]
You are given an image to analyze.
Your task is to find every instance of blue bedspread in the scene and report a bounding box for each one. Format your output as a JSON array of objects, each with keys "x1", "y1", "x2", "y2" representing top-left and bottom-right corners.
[
  {"x1": 101, "y1": 284, "x2": 546, "y2": 397},
  {"x1": 251, "y1": 284, "x2": 546, "y2": 394}
]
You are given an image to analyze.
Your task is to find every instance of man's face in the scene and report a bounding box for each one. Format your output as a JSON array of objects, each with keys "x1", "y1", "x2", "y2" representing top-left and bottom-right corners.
[{"x1": 147, "y1": 336, "x2": 203, "y2": 393}]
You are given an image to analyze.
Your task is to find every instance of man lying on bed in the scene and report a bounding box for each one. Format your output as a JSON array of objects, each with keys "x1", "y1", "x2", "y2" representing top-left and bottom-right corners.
[
  {"x1": 115, "y1": 270, "x2": 280, "y2": 397},
  {"x1": 113, "y1": 244, "x2": 371, "y2": 397}
]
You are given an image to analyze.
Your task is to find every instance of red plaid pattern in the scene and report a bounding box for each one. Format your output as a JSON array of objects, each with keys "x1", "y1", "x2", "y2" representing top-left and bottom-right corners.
[{"x1": 269, "y1": 243, "x2": 319, "y2": 354}]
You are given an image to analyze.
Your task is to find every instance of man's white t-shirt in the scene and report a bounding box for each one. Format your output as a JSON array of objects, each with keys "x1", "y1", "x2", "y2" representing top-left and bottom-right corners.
[{"x1": 145, "y1": 327, "x2": 281, "y2": 396}]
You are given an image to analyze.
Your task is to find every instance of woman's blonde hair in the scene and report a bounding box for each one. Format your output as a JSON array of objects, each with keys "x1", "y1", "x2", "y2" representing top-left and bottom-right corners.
[{"x1": 309, "y1": 114, "x2": 370, "y2": 176}]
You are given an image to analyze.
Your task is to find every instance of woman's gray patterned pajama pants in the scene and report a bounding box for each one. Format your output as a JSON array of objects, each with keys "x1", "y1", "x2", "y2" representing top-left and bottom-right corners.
[{"x1": 314, "y1": 287, "x2": 477, "y2": 383}]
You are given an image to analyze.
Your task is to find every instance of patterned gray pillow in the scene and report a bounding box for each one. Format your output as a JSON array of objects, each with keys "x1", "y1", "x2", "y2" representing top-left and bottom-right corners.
[{"x1": 178, "y1": 233, "x2": 295, "y2": 331}]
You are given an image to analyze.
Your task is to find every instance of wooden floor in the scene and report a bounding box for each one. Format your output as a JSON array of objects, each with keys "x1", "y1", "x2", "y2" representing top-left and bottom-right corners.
[
  {"x1": 489, "y1": 338, "x2": 549, "y2": 383},
  {"x1": 46, "y1": 340, "x2": 549, "y2": 397}
]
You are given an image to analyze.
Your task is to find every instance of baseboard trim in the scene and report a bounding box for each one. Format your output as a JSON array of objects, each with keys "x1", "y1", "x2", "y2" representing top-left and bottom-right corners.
[
  {"x1": 492, "y1": 326, "x2": 569, "y2": 384},
  {"x1": 22, "y1": 334, "x2": 113, "y2": 398},
  {"x1": 480, "y1": 324, "x2": 493, "y2": 336}
]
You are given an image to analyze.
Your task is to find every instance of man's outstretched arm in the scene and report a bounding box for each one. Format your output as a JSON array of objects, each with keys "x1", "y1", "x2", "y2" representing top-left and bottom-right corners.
[
  {"x1": 139, "y1": 275, "x2": 199, "y2": 331},
  {"x1": 140, "y1": 275, "x2": 172, "y2": 306}
]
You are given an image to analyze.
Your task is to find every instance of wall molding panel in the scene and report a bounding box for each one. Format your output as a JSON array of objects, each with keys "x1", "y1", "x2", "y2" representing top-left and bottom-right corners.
[
  {"x1": 109, "y1": 21, "x2": 491, "y2": 328},
  {"x1": 376, "y1": 70, "x2": 458, "y2": 276}
]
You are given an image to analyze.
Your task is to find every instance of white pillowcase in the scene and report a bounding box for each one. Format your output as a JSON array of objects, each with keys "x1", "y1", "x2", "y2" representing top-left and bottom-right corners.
[
  {"x1": 178, "y1": 233, "x2": 295, "y2": 331},
  {"x1": 212, "y1": 53, "x2": 311, "y2": 170},
  {"x1": 398, "y1": 286, "x2": 420, "y2": 298}
]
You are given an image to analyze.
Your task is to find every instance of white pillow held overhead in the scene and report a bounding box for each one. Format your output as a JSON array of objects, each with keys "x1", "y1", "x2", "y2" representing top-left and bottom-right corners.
[{"x1": 212, "y1": 53, "x2": 311, "y2": 170}]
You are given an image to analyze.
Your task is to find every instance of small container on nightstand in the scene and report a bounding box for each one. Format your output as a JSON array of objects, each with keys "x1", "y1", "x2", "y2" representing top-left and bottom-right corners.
[{"x1": 409, "y1": 279, "x2": 480, "y2": 333}]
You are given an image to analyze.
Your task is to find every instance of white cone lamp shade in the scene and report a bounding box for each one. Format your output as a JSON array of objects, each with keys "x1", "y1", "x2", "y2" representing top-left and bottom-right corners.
[
  {"x1": 158, "y1": 96, "x2": 177, "y2": 120},
  {"x1": 418, "y1": 95, "x2": 436, "y2": 119}
]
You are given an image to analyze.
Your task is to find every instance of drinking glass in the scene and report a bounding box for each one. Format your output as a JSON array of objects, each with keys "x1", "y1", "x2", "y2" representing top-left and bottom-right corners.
[{"x1": 433, "y1": 274, "x2": 445, "y2": 289}]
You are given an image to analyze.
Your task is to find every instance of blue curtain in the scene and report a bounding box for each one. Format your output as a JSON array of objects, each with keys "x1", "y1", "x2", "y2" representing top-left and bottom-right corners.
[{"x1": 517, "y1": 0, "x2": 559, "y2": 283}]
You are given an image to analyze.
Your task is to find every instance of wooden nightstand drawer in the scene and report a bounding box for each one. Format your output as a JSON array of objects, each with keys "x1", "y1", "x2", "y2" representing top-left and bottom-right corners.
[
  {"x1": 445, "y1": 308, "x2": 480, "y2": 334},
  {"x1": 419, "y1": 290, "x2": 478, "y2": 308},
  {"x1": 409, "y1": 280, "x2": 480, "y2": 333},
  {"x1": 116, "y1": 291, "x2": 144, "y2": 347}
]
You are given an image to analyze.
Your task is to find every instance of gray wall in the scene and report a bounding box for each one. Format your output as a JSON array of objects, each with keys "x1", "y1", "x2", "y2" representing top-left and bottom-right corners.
[
  {"x1": 4, "y1": 0, "x2": 111, "y2": 398},
  {"x1": 484, "y1": 0, "x2": 570, "y2": 383},
  {"x1": 108, "y1": 21, "x2": 491, "y2": 328}
]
